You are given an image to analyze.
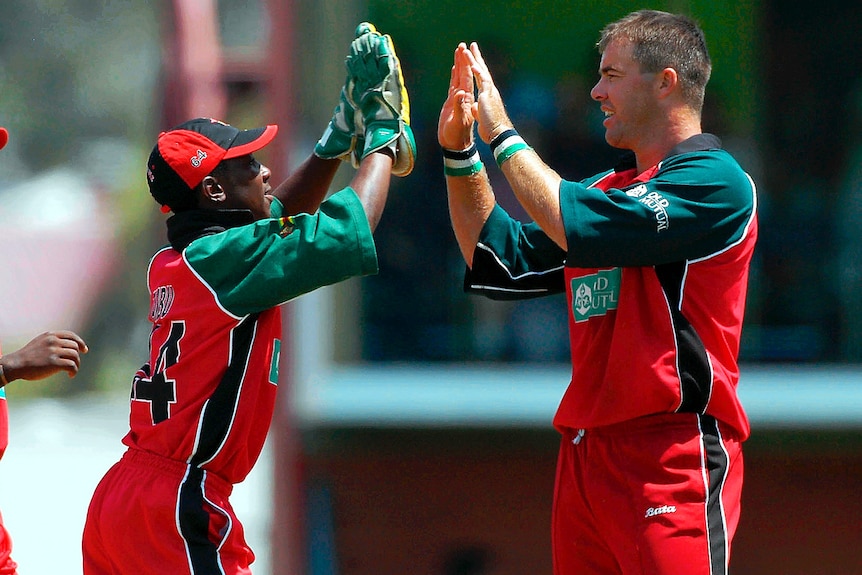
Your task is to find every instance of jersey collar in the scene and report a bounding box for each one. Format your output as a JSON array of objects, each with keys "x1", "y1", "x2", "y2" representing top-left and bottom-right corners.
[
  {"x1": 613, "y1": 133, "x2": 723, "y2": 173},
  {"x1": 166, "y1": 208, "x2": 255, "y2": 251}
]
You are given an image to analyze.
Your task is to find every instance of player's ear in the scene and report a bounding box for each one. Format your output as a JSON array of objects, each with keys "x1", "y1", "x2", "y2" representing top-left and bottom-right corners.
[
  {"x1": 201, "y1": 175, "x2": 227, "y2": 203},
  {"x1": 656, "y1": 67, "x2": 678, "y2": 99}
]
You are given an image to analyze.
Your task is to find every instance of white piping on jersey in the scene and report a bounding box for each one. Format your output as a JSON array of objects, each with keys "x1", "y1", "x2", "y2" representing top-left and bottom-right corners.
[
  {"x1": 661, "y1": 260, "x2": 715, "y2": 415},
  {"x1": 667, "y1": 175, "x2": 757, "y2": 413},
  {"x1": 467, "y1": 283, "x2": 553, "y2": 295},
  {"x1": 689, "y1": 173, "x2": 758, "y2": 265},
  {"x1": 181, "y1": 250, "x2": 245, "y2": 321},
  {"x1": 476, "y1": 242, "x2": 565, "y2": 279},
  {"x1": 697, "y1": 414, "x2": 731, "y2": 575},
  {"x1": 188, "y1": 319, "x2": 258, "y2": 468},
  {"x1": 588, "y1": 170, "x2": 616, "y2": 189},
  {"x1": 148, "y1": 246, "x2": 172, "y2": 296},
  {"x1": 657, "y1": 270, "x2": 685, "y2": 413},
  {"x1": 661, "y1": 173, "x2": 754, "y2": 414}
]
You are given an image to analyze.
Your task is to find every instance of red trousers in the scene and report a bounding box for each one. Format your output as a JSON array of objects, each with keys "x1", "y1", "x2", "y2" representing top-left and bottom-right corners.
[
  {"x1": 0, "y1": 512, "x2": 18, "y2": 575},
  {"x1": 82, "y1": 448, "x2": 255, "y2": 575},
  {"x1": 552, "y1": 413, "x2": 743, "y2": 575}
]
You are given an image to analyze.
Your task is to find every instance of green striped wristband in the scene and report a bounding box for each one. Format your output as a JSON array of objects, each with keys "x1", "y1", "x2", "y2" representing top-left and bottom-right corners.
[
  {"x1": 442, "y1": 143, "x2": 483, "y2": 177},
  {"x1": 490, "y1": 129, "x2": 531, "y2": 167}
]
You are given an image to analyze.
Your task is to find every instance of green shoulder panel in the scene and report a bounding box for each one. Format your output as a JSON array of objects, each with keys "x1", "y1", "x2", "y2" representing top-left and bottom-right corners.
[
  {"x1": 184, "y1": 188, "x2": 378, "y2": 316},
  {"x1": 561, "y1": 149, "x2": 756, "y2": 268}
]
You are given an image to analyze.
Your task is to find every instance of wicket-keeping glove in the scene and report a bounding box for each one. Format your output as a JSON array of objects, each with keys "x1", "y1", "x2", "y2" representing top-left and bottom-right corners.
[
  {"x1": 313, "y1": 83, "x2": 357, "y2": 161},
  {"x1": 347, "y1": 22, "x2": 416, "y2": 176}
]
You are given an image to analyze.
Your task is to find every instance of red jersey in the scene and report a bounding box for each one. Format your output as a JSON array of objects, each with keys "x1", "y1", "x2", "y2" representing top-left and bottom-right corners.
[
  {"x1": 465, "y1": 135, "x2": 758, "y2": 439},
  {"x1": 124, "y1": 189, "x2": 378, "y2": 484}
]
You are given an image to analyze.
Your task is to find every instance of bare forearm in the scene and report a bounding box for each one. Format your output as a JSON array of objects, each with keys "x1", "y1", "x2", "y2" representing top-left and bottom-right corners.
[
  {"x1": 500, "y1": 149, "x2": 567, "y2": 250},
  {"x1": 350, "y1": 151, "x2": 393, "y2": 232},
  {"x1": 271, "y1": 155, "x2": 340, "y2": 215},
  {"x1": 446, "y1": 170, "x2": 496, "y2": 266}
]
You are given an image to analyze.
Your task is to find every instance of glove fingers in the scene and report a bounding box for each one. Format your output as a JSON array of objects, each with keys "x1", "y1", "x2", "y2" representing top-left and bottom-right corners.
[
  {"x1": 355, "y1": 21, "x2": 377, "y2": 37},
  {"x1": 382, "y1": 34, "x2": 410, "y2": 124},
  {"x1": 349, "y1": 32, "x2": 389, "y2": 95},
  {"x1": 346, "y1": 22, "x2": 416, "y2": 176}
]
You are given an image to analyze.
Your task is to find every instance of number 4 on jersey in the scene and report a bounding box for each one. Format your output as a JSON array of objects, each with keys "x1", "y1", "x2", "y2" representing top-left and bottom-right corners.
[{"x1": 131, "y1": 321, "x2": 185, "y2": 424}]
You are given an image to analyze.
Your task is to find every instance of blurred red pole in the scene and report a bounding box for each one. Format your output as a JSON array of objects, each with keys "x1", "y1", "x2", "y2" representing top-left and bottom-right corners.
[
  {"x1": 163, "y1": 0, "x2": 227, "y2": 126},
  {"x1": 265, "y1": 1, "x2": 306, "y2": 574}
]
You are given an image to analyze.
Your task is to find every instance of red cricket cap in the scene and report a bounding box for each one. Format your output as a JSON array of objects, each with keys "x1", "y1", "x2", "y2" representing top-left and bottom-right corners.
[{"x1": 147, "y1": 118, "x2": 278, "y2": 213}]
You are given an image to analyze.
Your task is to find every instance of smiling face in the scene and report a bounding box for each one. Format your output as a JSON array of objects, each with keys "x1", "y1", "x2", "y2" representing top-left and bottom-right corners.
[
  {"x1": 208, "y1": 154, "x2": 273, "y2": 220},
  {"x1": 590, "y1": 39, "x2": 662, "y2": 152}
]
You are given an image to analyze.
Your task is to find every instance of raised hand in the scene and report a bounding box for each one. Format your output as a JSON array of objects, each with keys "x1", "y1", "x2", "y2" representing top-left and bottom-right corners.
[
  {"x1": 347, "y1": 22, "x2": 416, "y2": 176},
  {"x1": 463, "y1": 42, "x2": 514, "y2": 145},
  {"x1": 438, "y1": 43, "x2": 478, "y2": 151},
  {"x1": 314, "y1": 84, "x2": 358, "y2": 162}
]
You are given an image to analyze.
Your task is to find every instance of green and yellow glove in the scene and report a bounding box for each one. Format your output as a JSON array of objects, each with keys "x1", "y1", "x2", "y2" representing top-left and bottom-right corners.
[
  {"x1": 313, "y1": 83, "x2": 357, "y2": 161},
  {"x1": 346, "y1": 22, "x2": 416, "y2": 177}
]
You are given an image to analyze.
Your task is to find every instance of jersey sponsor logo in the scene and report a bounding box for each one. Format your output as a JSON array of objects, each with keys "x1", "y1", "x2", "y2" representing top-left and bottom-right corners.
[
  {"x1": 190, "y1": 149, "x2": 207, "y2": 168},
  {"x1": 639, "y1": 191, "x2": 670, "y2": 232},
  {"x1": 571, "y1": 268, "x2": 621, "y2": 322},
  {"x1": 645, "y1": 505, "x2": 677, "y2": 518},
  {"x1": 625, "y1": 183, "x2": 649, "y2": 198},
  {"x1": 269, "y1": 338, "x2": 281, "y2": 385},
  {"x1": 150, "y1": 285, "x2": 175, "y2": 322}
]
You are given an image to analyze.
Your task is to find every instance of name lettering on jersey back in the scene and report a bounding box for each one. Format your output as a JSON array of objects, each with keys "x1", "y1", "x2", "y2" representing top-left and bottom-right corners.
[
  {"x1": 150, "y1": 285, "x2": 175, "y2": 321},
  {"x1": 626, "y1": 184, "x2": 670, "y2": 232},
  {"x1": 571, "y1": 268, "x2": 621, "y2": 322}
]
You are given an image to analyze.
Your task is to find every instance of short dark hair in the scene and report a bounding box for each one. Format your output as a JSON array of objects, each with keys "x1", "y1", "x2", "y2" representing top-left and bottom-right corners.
[{"x1": 597, "y1": 10, "x2": 711, "y2": 111}]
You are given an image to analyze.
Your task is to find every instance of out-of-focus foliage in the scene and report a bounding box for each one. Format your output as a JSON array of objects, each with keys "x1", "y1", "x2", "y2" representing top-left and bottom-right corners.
[{"x1": 0, "y1": 0, "x2": 163, "y2": 397}]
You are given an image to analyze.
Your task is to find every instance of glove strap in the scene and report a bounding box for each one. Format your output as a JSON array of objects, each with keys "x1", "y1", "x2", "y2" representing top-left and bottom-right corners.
[
  {"x1": 442, "y1": 143, "x2": 483, "y2": 177},
  {"x1": 490, "y1": 129, "x2": 531, "y2": 168}
]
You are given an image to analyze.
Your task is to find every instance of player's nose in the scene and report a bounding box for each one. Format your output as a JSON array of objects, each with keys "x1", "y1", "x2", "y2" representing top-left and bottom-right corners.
[{"x1": 590, "y1": 80, "x2": 605, "y2": 101}]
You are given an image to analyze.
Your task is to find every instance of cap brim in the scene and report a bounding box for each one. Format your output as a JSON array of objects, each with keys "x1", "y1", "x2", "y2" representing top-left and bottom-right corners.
[
  {"x1": 0, "y1": 127, "x2": 8, "y2": 151},
  {"x1": 223, "y1": 124, "x2": 278, "y2": 159}
]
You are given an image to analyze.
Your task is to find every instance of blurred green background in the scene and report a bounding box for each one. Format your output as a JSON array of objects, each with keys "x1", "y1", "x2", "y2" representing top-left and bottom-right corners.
[
  {"x1": 0, "y1": 0, "x2": 860, "y2": 400},
  {"x1": 1, "y1": 2, "x2": 861, "y2": 574}
]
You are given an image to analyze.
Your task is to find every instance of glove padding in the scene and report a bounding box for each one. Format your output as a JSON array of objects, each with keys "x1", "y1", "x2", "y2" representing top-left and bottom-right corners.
[
  {"x1": 346, "y1": 22, "x2": 415, "y2": 177},
  {"x1": 313, "y1": 84, "x2": 357, "y2": 161}
]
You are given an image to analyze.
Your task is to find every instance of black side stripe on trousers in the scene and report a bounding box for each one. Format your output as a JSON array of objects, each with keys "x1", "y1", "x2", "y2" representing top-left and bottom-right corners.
[
  {"x1": 700, "y1": 414, "x2": 730, "y2": 575},
  {"x1": 179, "y1": 314, "x2": 258, "y2": 573},
  {"x1": 655, "y1": 262, "x2": 712, "y2": 413},
  {"x1": 178, "y1": 466, "x2": 223, "y2": 574}
]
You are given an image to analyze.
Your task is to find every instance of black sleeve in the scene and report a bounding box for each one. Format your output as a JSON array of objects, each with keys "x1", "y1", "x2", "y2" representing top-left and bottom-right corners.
[{"x1": 464, "y1": 205, "x2": 566, "y2": 301}]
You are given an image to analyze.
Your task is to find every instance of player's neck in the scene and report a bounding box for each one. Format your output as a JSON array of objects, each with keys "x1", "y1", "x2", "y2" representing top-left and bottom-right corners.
[{"x1": 635, "y1": 121, "x2": 701, "y2": 174}]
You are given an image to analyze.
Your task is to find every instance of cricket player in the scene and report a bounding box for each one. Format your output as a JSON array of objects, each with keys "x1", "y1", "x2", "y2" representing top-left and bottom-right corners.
[
  {"x1": 438, "y1": 10, "x2": 757, "y2": 575},
  {"x1": 82, "y1": 24, "x2": 413, "y2": 574},
  {"x1": 0, "y1": 126, "x2": 90, "y2": 575}
]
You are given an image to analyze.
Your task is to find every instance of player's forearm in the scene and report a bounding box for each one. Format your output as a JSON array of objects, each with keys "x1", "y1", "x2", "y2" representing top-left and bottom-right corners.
[
  {"x1": 446, "y1": 169, "x2": 496, "y2": 266},
  {"x1": 350, "y1": 150, "x2": 393, "y2": 233},
  {"x1": 271, "y1": 154, "x2": 340, "y2": 215},
  {"x1": 500, "y1": 149, "x2": 567, "y2": 250}
]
